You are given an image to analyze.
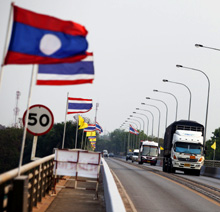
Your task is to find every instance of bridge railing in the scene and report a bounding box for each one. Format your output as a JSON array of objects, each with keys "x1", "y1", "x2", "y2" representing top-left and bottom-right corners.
[{"x1": 0, "y1": 154, "x2": 54, "y2": 212}]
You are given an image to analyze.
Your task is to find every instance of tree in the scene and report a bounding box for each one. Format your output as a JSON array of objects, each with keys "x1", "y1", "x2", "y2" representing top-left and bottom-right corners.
[{"x1": 205, "y1": 128, "x2": 220, "y2": 160}]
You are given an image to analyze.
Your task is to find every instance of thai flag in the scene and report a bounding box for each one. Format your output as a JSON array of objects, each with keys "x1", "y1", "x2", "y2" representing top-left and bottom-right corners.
[
  {"x1": 129, "y1": 125, "x2": 139, "y2": 135},
  {"x1": 4, "y1": 5, "x2": 88, "y2": 65},
  {"x1": 84, "y1": 124, "x2": 96, "y2": 132},
  {"x1": 96, "y1": 122, "x2": 103, "y2": 134},
  {"x1": 67, "y1": 97, "x2": 92, "y2": 114},
  {"x1": 36, "y1": 53, "x2": 94, "y2": 86}
]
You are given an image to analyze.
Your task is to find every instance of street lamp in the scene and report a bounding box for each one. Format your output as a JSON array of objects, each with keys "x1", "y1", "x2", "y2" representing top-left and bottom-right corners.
[
  {"x1": 125, "y1": 120, "x2": 138, "y2": 129},
  {"x1": 133, "y1": 111, "x2": 149, "y2": 136},
  {"x1": 130, "y1": 115, "x2": 145, "y2": 133},
  {"x1": 195, "y1": 44, "x2": 220, "y2": 52},
  {"x1": 176, "y1": 64, "x2": 210, "y2": 145},
  {"x1": 163, "y1": 79, "x2": 192, "y2": 120},
  {"x1": 146, "y1": 97, "x2": 168, "y2": 128},
  {"x1": 153, "y1": 89, "x2": 178, "y2": 121},
  {"x1": 136, "y1": 108, "x2": 154, "y2": 138},
  {"x1": 127, "y1": 118, "x2": 141, "y2": 130},
  {"x1": 141, "y1": 103, "x2": 161, "y2": 143}
]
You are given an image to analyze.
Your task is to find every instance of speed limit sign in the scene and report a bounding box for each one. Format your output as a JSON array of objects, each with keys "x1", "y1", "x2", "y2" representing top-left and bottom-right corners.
[{"x1": 23, "y1": 104, "x2": 54, "y2": 136}]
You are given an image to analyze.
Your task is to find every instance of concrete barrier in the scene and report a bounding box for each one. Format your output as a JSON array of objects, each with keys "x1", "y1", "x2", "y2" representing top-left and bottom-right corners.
[
  {"x1": 200, "y1": 166, "x2": 220, "y2": 179},
  {"x1": 101, "y1": 158, "x2": 126, "y2": 212}
]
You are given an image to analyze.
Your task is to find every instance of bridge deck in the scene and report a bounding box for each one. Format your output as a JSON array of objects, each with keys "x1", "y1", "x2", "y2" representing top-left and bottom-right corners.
[{"x1": 35, "y1": 177, "x2": 106, "y2": 212}]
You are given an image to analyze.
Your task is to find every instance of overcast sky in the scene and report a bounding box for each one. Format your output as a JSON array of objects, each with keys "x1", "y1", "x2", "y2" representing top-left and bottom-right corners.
[{"x1": 1, "y1": 0, "x2": 220, "y2": 140}]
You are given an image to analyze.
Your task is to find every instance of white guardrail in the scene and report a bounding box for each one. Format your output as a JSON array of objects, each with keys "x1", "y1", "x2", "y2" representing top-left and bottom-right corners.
[{"x1": 101, "y1": 158, "x2": 126, "y2": 212}]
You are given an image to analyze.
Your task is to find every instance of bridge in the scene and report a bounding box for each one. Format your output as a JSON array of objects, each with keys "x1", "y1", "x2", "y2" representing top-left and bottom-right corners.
[{"x1": 0, "y1": 154, "x2": 220, "y2": 212}]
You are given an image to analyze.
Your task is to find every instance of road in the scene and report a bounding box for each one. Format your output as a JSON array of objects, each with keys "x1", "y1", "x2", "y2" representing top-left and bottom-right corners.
[{"x1": 105, "y1": 157, "x2": 220, "y2": 212}]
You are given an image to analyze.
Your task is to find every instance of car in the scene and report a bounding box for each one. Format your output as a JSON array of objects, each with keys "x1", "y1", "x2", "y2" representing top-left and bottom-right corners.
[
  {"x1": 103, "y1": 150, "x2": 109, "y2": 157},
  {"x1": 126, "y1": 152, "x2": 133, "y2": 161},
  {"x1": 109, "y1": 153, "x2": 114, "y2": 157},
  {"x1": 132, "y1": 149, "x2": 139, "y2": 163}
]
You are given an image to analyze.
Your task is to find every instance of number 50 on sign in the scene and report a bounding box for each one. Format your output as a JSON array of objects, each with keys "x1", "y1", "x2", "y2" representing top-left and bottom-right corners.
[{"x1": 23, "y1": 104, "x2": 54, "y2": 136}]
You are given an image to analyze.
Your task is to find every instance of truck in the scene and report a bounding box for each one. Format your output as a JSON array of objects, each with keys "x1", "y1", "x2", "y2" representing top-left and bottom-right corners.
[
  {"x1": 138, "y1": 140, "x2": 159, "y2": 165},
  {"x1": 162, "y1": 120, "x2": 205, "y2": 176}
]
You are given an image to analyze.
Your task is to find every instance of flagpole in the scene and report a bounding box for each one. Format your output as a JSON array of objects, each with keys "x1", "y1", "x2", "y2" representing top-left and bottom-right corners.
[
  {"x1": 18, "y1": 64, "x2": 36, "y2": 176},
  {"x1": 81, "y1": 129, "x2": 84, "y2": 149},
  {"x1": 62, "y1": 92, "x2": 69, "y2": 149},
  {"x1": 0, "y1": 3, "x2": 13, "y2": 89},
  {"x1": 75, "y1": 115, "x2": 79, "y2": 149},
  {"x1": 95, "y1": 103, "x2": 99, "y2": 126}
]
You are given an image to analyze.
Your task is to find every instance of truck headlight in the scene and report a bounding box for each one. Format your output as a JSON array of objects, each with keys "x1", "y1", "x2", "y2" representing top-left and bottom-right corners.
[{"x1": 199, "y1": 157, "x2": 204, "y2": 162}]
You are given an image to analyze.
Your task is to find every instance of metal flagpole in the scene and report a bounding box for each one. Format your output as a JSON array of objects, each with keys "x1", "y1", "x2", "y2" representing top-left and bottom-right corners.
[
  {"x1": 62, "y1": 92, "x2": 69, "y2": 149},
  {"x1": 0, "y1": 3, "x2": 13, "y2": 89},
  {"x1": 81, "y1": 129, "x2": 84, "y2": 149},
  {"x1": 75, "y1": 115, "x2": 79, "y2": 149},
  {"x1": 18, "y1": 65, "x2": 36, "y2": 176}
]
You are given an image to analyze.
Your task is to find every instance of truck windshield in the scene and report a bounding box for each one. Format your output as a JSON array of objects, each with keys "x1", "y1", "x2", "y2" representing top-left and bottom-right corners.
[
  {"x1": 175, "y1": 142, "x2": 202, "y2": 154},
  {"x1": 142, "y1": 146, "x2": 158, "y2": 156}
]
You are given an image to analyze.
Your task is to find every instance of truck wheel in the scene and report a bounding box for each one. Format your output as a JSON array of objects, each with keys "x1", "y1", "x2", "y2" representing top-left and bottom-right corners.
[
  {"x1": 167, "y1": 158, "x2": 172, "y2": 173},
  {"x1": 139, "y1": 159, "x2": 143, "y2": 165},
  {"x1": 162, "y1": 158, "x2": 167, "y2": 172},
  {"x1": 132, "y1": 160, "x2": 134, "y2": 163}
]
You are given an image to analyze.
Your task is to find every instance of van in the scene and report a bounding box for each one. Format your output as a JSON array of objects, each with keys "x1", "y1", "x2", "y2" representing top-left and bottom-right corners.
[{"x1": 132, "y1": 149, "x2": 139, "y2": 163}]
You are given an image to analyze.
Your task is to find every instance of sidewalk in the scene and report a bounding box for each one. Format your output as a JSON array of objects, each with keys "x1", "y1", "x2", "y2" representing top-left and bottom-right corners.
[
  {"x1": 33, "y1": 175, "x2": 105, "y2": 212},
  {"x1": 45, "y1": 179, "x2": 105, "y2": 212}
]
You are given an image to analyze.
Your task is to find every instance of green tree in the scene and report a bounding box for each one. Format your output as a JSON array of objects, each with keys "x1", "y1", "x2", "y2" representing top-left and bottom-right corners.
[{"x1": 205, "y1": 128, "x2": 220, "y2": 160}]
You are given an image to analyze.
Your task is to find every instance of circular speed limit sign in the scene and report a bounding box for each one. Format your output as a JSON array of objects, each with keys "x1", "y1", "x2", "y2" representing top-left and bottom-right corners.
[{"x1": 23, "y1": 104, "x2": 54, "y2": 136}]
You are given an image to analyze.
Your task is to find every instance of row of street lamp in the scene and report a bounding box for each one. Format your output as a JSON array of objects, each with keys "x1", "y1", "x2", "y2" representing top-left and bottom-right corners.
[{"x1": 120, "y1": 43, "x2": 215, "y2": 146}]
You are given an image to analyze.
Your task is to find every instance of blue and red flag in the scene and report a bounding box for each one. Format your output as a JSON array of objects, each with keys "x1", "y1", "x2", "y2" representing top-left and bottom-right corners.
[
  {"x1": 67, "y1": 97, "x2": 92, "y2": 114},
  {"x1": 96, "y1": 122, "x2": 103, "y2": 134},
  {"x1": 129, "y1": 125, "x2": 139, "y2": 135},
  {"x1": 36, "y1": 53, "x2": 94, "y2": 86},
  {"x1": 84, "y1": 124, "x2": 96, "y2": 132},
  {"x1": 4, "y1": 5, "x2": 88, "y2": 65}
]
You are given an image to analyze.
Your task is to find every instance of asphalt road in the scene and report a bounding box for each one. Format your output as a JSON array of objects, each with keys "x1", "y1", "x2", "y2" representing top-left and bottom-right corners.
[{"x1": 105, "y1": 158, "x2": 220, "y2": 212}]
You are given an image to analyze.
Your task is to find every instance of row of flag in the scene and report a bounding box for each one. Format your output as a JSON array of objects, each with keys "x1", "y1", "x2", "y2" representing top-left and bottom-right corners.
[{"x1": 2, "y1": 4, "x2": 102, "y2": 151}]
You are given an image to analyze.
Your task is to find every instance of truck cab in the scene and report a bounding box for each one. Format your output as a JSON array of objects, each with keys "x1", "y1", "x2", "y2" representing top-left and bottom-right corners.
[
  {"x1": 138, "y1": 141, "x2": 158, "y2": 165},
  {"x1": 171, "y1": 130, "x2": 204, "y2": 174}
]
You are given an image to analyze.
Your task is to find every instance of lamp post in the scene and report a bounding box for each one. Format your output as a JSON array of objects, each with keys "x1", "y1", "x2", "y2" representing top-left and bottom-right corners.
[
  {"x1": 153, "y1": 89, "x2": 178, "y2": 121},
  {"x1": 127, "y1": 118, "x2": 141, "y2": 130},
  {"x1": 130, "y1": 115, "x2": 145, "y2": 133},
  {"x1": 136, "y1": 108, "x2": 154, "y2": 138},
  {"x1": 141, "y1": 103, "x2": 161, "y2": 143},
  {"x1": 133, "y1": 112, "x2": 149, "y2": 137},
  {"x1": 125, "y1": 120, "x2": 138, "y2": 129},
  {"x1": 176, "y1": 64, "x2": 210, "y2": 145},
  {"x1": 195, "y1": 44, "x2": 220, "y2": 52},
  {"x1": 146, "y1": 97, "x2": 168, "y2": 129},
  {"x1": 163, "y1": 79, "x2": 192, "y2": 120}
]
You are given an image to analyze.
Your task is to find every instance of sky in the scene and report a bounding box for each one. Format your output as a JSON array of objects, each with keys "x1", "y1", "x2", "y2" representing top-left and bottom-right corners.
[{"x1": 1, "y1": 0, "x2": 220, "y2": 141}]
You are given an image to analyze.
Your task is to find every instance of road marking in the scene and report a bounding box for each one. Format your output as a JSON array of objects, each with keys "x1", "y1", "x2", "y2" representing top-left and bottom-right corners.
[{"x1": 110, "y1": 169, "x2": 137, "y2": 212}]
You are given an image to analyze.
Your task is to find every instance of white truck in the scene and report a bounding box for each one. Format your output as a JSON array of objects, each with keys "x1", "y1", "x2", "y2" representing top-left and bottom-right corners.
[
  {"x1": 163, "y1": 120, "x2": 205, "y2": 176},
  {"x1": 138, "y1": 141, "x2": 159, "y2": 165}
]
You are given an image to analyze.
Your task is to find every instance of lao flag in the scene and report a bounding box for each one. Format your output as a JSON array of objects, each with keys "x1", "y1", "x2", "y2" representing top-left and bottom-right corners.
[
  {"x1": 67, "y1": 97, "x2": 92, "y2": 114},
  {"x1": 129, "y1": 125, "x2": 139, "y2": 135},
  {"x1": 36, "y1": 53, "x2": 94, "y2": 86},
  {"x1": 4, "y1": 5, "x2": 88, "y2": 65}
]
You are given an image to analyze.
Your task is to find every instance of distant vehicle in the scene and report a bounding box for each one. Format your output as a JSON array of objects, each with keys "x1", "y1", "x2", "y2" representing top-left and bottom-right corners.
[
  {"x1": 109, "y1": 153, "x2": 114, "y2": 157},
  {"x1": 138, "y1": 141, "x2": 158, "y2": 165},
  {"x1": 132, "y1": 149, "x2": 139, "y2": 163},
  {"x1": 126, "y1": 152, "x2": 133, "y2": 161},
  {"x1": 163, "y1": 120, "x2": 205, "y2": 176},
  {"x1": 103, "y1": 150, "x2": 109, "y2": 157}
]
